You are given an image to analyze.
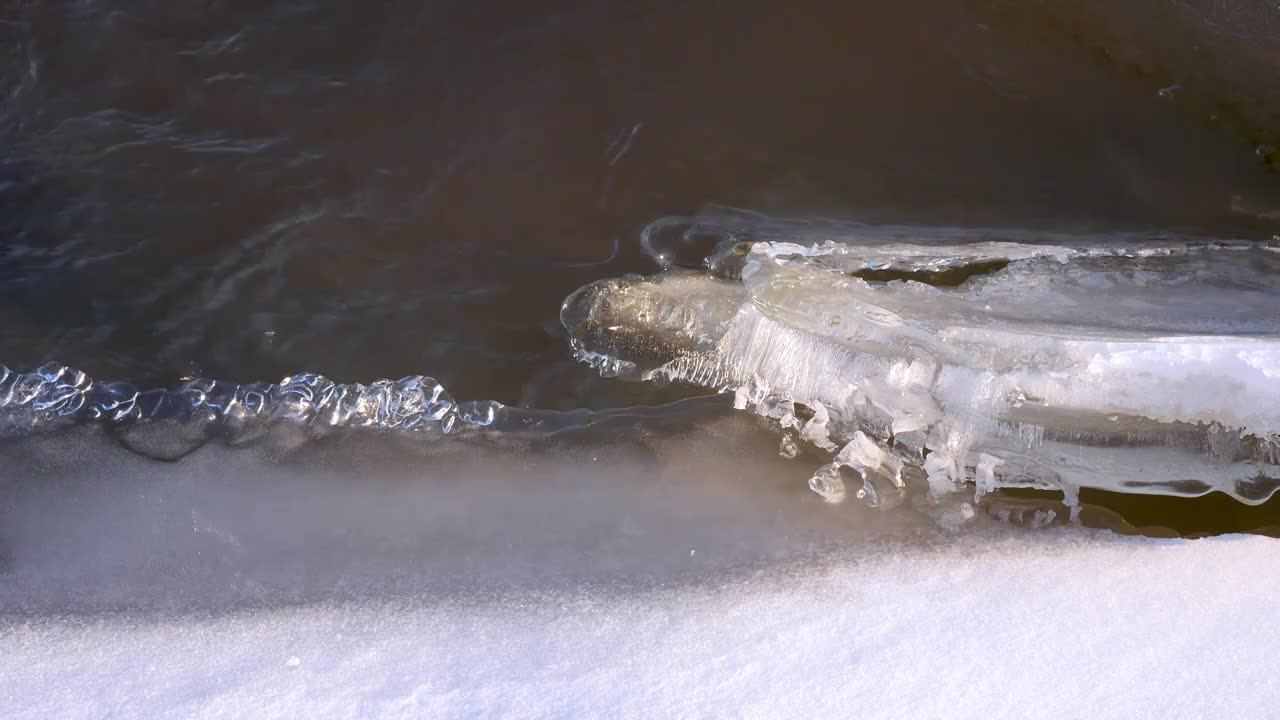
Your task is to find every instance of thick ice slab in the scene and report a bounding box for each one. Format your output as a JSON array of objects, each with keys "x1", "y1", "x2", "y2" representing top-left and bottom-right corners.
[{"x1": 564, "y1": 223, "x2": 1280, "y2": 508}]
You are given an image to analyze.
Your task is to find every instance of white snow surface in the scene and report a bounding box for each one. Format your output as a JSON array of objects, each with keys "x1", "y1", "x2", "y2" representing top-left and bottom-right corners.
[
  {"x1": 3, "y1": 532, "x2": 1278, "y2": 720},
  {"x1": 3, "y1": 426, "x2": 1278, "y2": 720}
]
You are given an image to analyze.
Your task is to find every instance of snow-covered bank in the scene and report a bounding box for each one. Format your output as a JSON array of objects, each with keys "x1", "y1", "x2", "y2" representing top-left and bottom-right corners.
[
  {"x1": 3, "y1": 532, "x2": 1276, "y2": 720},
  {"x1": 3, "y1": 422, "x2": 1276, "y2": 719}
]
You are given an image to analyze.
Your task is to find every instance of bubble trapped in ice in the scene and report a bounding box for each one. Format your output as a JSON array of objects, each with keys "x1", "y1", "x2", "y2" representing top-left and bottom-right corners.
[{"x1": 562, "y1": 215, "x2": 1280, "y2": 510}]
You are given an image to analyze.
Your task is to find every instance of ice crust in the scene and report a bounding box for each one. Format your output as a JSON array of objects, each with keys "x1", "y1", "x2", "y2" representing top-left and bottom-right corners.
[
  {"x1": 563, "y1": 224, "x2": 1280, "y2": 507},
  {"x1": 0, "y1": 364, "x2": 502, "y2": 455}
]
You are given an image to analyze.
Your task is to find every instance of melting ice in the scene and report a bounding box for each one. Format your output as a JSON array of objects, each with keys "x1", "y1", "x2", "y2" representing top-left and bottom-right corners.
[{"x1": 562, "y1": 216, "x2": 1280, "y2": 511}]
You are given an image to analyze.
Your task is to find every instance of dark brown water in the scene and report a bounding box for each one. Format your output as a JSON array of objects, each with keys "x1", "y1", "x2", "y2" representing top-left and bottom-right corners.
[{"x1": 3, "y1": 0, "x2": 1280, "y2": 543}]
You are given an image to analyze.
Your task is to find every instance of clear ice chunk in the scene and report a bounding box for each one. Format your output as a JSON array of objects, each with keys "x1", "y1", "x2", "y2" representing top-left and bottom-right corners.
[{"x1": 808, "y1": 463, "x2": 848, "y2": 504}]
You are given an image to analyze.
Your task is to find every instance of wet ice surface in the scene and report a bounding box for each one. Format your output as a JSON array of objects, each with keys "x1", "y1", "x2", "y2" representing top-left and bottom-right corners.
[
  {"x1": 566, "y1": 216, "x2": 1280, "y2": 510},
  {"x1": 2, "y1": 424, "x2": 1278, "y2": 719}
]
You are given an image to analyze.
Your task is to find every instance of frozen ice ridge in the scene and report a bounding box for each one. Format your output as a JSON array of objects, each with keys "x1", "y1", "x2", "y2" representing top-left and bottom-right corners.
[
  {"x1": 0, "y1": 363, "x2": 503, "y2": 456},
  {"x1": 563, "y1": 215, "x2": 1280, "y2": 510}
]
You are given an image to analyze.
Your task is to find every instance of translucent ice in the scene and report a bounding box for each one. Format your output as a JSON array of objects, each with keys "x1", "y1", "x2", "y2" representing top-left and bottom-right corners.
[
  {"x1": 563, "y1": 217, "x2": 1280, "y2": 507},
  {"x1": 0, "y1": 363, "x2": 503, "y2": 455}
]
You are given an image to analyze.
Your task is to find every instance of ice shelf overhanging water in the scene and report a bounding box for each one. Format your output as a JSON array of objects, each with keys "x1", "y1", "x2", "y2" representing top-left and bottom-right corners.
[{"x1": 562, "y1": 223, "x2": 1280, "y2": 510}]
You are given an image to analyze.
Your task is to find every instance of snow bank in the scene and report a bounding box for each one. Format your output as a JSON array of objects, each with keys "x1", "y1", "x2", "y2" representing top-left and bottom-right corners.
[
  {"x1": 2, "y1": 375, "x2": 1275, "y2": 720},
  {"x1": 3, "y1": 532, "x2": 1276, "y2": 720}
]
